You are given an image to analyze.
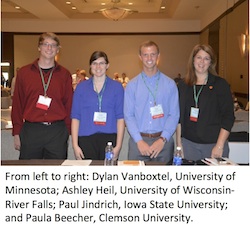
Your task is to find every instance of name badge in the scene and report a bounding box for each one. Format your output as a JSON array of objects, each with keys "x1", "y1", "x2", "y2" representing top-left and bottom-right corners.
[
  {"x1": 150, "y1": 104, "x2": 164, "y2": 119},
  {"x1": 190, "y1": 107, "x2": 199, "y2": 122},
  {"x1": 93, "y1": 112, "x2": 107, "y2": 125},
  {"x1": 36, "y1": 95, "x2": 52, "y2": 110}
]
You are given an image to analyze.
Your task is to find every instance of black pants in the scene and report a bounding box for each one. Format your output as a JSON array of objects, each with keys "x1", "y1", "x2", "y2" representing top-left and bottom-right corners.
[
  {"x1": 19, "y1": 121, "x2": 69, "y2": 159},
  {"x1": 78, "y1": 133, "x2": 117, "y2": 160}
]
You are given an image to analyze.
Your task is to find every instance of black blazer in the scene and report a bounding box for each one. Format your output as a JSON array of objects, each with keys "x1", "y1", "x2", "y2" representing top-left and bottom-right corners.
[{"x1": 178, "y1": 73, "x2": 235, "y2": 143}]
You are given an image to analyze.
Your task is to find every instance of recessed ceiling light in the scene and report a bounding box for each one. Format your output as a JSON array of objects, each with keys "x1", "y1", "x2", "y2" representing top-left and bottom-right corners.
[
  {"x1": 101, "y1": 3, "x2": 106, "y2": 6},
  {"x1": 66, "y1": 1, "x2": 71, "y2": 4},
  {"x1": 128, "y1": 3, "x2": 133, "y2": 5},
  {"x1": 15, "y1": 6, "x2": 20, "y2": 9},
  {"x1": 161, "y1": 6, "x2": 166, "y2": 10},
  {"x1": 72, "y1": 6, "x2": 76, "y2": 10}
]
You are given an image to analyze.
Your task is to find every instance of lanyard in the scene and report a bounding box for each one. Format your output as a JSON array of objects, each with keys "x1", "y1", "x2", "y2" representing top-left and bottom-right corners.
[
  {"x1": 94, "y1": 77, "x2": 107, "y2": 112},
  {"x1": 38, "y1": 67, "x2": 54, "y2": 97},
  {"x1": 142, "y1": 72, "x2": 160, "y2": 106},
  {"x1": 193, "y1": 77, "x2": 207, "y2": 108}
]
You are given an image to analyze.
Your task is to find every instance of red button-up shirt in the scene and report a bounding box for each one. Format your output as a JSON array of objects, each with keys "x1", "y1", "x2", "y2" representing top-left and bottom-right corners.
[{"x1": 11, "y1": 59, "x2": 73, "y2": 135}]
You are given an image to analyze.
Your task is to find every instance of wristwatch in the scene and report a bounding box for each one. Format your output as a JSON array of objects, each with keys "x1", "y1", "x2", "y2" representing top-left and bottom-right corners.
[{"x1": 159, "y1": 136, "x2": 167, "y2": 143}]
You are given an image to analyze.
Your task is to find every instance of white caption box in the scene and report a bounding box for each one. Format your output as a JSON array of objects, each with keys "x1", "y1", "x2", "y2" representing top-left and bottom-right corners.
[{"x1": 0, "y1": 166, "x2": 249, "y2": 228}]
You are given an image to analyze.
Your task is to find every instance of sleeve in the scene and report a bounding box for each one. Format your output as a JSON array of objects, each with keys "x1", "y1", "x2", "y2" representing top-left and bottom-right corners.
[
  {"x1": 71, "y1": 84, "x2": 81, "y2": 120},
  {"x1": 115, "y1": 83, "x2": 124, "y2": 119},
  {"x1": 161, "y1": 79, "x2": 180, "y2": 141},
  {"x1": 216, "y1": 78, "x2": 235, "y2": 131},
  {"x1": 124, "y1": 79, "x2": 142, "y2": 143},
  {"x1": 11, "y1": 71, "x2": 25, "y2": 135},
  {"x1": 63, "y1": 70, "x2": 73, "y2": 134}
]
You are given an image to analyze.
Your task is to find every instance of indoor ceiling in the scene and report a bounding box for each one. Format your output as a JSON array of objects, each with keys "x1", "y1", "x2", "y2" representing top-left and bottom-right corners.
[{"x1": 1, "y1": 0, "x2": 226, "y2": 21}]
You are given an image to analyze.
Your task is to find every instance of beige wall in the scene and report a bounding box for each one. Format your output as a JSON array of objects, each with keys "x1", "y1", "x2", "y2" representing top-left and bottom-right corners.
[{"x1": 14, "y1": 34, "x2": 199, "y2": 80}]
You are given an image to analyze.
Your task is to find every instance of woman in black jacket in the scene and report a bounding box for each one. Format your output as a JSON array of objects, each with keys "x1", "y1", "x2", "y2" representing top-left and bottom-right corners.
[{"x1": 176, "y1": 44, "x2": 235, "y2": 161}]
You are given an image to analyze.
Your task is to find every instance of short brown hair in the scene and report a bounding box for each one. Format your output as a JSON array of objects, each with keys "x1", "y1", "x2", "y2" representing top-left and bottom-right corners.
[
  {"x1": 139, "y1": 40, "x2": 160, "y2": 55},
  {"x1": 38, "y1": 32, "x2": 60, "y2": 47}
]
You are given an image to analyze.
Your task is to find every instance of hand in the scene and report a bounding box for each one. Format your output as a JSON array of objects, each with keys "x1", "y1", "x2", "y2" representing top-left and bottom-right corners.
[
  {"x1": 211, "y1": 145, "x2": 223, "y2": 158},
  {"x1": 73, "y1": 145, "x2": 85, "y2": 160},
  {"x1": 137, "y1": 140, "x2": 152, "y2": 156},
  {"x1": 112, "y1": 146, "x2": 120, "y2": 161},
  {"x1": 149, "y1": 138, "x2": 165, "y2": 158},
  {"x1": 14, "y1": 135, "x2": 21, "y2": 151},
  {"x1": 176, "y1": 144, "x2": 185, "y2": 158}
]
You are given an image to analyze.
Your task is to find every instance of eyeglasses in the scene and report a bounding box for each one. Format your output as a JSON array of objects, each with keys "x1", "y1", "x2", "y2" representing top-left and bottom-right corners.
[
  {"x1": 40, "y1": 43, "x2": 58, "y2": 49},
  {"x1": 91, "y1": 62, "x2": 107, "y2": 67}
]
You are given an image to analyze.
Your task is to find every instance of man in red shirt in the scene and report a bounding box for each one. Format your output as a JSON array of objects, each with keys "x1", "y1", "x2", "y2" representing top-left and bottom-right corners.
[{"x1": 11, "y1": 32, "x2": 73, "y2": 159}]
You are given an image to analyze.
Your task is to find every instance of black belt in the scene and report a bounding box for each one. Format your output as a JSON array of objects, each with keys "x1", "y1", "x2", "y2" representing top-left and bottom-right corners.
[
  {"x1": 40, "y1": 122, "x2": 55, "y2": 126},
  {"x1": 140, "y1": 132, "x2": 162, "y2": 138},
  {"x1": 25, "y1": 120, "x2": 63, "y2": 126}
]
